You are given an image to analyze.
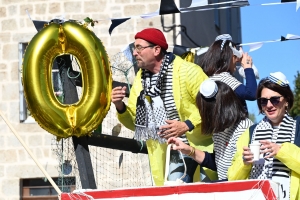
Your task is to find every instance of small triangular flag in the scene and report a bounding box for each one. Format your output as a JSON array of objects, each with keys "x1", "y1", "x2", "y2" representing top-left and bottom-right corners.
[
  {"x1": 109, "y1": 18, "x2": 131, "y2": 35},
  {"x1": 32, "y1": 20, "x2": 48, "y2": 32},
  {"x1": 159, "y1": 0, "x2": 180, "y2": 15},
  {"x1": 281, "y1": 36, "x2": 287, "y2": 41}
]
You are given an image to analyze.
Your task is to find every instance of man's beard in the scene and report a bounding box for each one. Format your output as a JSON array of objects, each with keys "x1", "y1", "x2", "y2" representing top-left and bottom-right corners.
[{"x1": 136, "y1": 59, "x2": 145, "y2": 68}]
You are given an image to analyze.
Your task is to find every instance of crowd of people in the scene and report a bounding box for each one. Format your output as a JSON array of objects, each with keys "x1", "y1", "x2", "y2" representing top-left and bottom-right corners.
[{"x1": 111, "y1": 27, "x2": 300, "y2": 199}]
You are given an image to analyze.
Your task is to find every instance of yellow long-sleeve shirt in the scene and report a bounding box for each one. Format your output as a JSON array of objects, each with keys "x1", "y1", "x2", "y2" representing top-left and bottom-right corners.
[{"x1": 228, "y1": 128, "x2": 300, "y2": 200}]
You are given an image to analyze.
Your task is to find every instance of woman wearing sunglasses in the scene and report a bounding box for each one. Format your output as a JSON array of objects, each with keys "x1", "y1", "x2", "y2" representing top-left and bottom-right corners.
[{"x1": 228, "y1": 72, "x2": 300, "y2": 200}]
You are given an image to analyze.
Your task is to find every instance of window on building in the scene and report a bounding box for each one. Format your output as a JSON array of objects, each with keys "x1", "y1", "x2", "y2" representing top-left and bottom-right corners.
[
  {"x1": 21, "y1": 177, "x2": 75, "y2": 200},
  {"x1": 18, "y1": 42, "x2": 29, "y2": 123}
]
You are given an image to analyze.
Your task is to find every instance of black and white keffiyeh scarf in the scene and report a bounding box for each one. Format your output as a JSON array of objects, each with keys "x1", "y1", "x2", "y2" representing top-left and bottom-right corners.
[
  {"x1": 134, "y1": 53, "x2": 179, "y2": 143},
  {"x1": 249, "y1": 114, "x2": 296, "y2": 200}
]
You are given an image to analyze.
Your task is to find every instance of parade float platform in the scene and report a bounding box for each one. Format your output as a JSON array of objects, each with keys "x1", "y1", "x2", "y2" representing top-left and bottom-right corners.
[{"x1": 60, "y1": 179, "x2": 279, "y2": 200}]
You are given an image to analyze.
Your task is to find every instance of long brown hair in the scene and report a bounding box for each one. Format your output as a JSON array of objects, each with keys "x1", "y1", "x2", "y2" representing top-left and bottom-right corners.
[
  {"x1": 196, "y1": 81, "x2": 247, "y2": 135},
  {"x1": 199, "y1": 40, "x2": 236, "y2": 76}
]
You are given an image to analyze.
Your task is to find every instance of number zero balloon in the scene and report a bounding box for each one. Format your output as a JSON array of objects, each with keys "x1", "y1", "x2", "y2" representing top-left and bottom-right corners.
[{"x1": 22, "y1": 21, "x2": 112, "y2": 138}]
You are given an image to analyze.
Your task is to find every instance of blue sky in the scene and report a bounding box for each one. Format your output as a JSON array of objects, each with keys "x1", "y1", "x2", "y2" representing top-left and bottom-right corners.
[{"x1": 240, "y1": 0, "x2": 300, "y2": 122}]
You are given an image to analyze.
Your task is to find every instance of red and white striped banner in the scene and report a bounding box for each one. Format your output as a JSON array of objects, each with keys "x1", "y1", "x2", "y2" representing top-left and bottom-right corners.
[{"x1": 61, "y1": 180, "x2": 279, "y2": 200}]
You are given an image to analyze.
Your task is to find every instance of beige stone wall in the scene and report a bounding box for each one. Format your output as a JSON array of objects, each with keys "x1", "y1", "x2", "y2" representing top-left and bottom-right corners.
[{"x1": 0, "y1": 0, "x2": 174, "y2": 199}]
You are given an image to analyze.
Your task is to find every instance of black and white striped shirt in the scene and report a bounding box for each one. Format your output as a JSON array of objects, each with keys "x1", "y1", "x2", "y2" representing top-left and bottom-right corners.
[
  {"x1": 249, "y1": 115, "x2": 296, "y2": 200},
  {"x1": 250, "y1": 116, "x2": 295, "y2": 179},
  {"x1": 210, "y1": 72, "x2": 242, "y2": 91},
  {"x1": 213, "y1": 118, "x2": 253, "y2": 180}
]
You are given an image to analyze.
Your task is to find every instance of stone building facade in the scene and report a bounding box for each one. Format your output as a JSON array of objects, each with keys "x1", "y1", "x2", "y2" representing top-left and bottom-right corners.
[{"x1": 0, "y1": 0, "x2": 175, "y2": 199}]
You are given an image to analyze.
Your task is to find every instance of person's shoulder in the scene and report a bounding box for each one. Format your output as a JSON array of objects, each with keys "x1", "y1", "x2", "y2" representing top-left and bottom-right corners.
[
  {"x1": 174, "y1": 55, "x2": 202, "y2": 69},
  {"x1": 245, "y1": 119, "x2": 254, "y2": 130},
  {"x1": 210, "y1": 72, "x2": 241, "y2": 88},
  {"x1": 240, "y1": 118, "x2": 254, "y2": 127},
  {"x1": 217, "y1": 72, "x2": 234, "y2": 77},
  {"x1": 210, "y1": 72, "x2": 230, "y2": 79},
  {"x1": 295, "y1": 116, "x2": 300, "y2": 132},
  {"x1": 233, "y1": 119, "x2": 252, "y2": 134}
]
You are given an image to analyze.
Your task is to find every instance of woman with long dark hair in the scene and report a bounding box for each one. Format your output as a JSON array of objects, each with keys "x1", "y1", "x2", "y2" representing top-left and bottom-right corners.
[
  {"x1": 168, "y1": 79, "x2": 253, "y2": 180},
  {"x1": 199, "y1": 34, "x2": 257, "y2": 115}
]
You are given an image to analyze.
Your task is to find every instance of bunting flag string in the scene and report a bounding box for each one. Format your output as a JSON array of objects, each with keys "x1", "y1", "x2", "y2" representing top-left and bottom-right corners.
[
  {"x1": 107, "y1": 0, "x2": 298, "y2": 34},
  {"x1": 109, "y1": 0, "x2": 250, "y2": 34},
  {"x1": 171, "y1": 33, "x2": 300, "y2": 56},
  {"x1": 121, "y1": 0, "x2": 249, "y2": 19},
  {"x1": 28, "y1": 0, "x2": 299, "y2": 54},
  {"x1": 180, "y1": 0, "x2": 249, "y2": 13},
  {"x1": 29, "y1": 0, "x2": 298, "y2": 36},
  {"x1": 240, "y1": 34, "x2": 300, "y2": 52}
]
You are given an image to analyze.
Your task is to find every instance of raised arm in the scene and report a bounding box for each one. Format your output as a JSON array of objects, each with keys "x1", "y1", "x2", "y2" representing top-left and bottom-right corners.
[{"x1": 234, "y1": 52, "x2": 257, "y2": 101}]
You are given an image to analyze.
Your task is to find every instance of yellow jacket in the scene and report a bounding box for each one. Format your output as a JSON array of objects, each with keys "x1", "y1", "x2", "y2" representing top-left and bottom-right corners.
[
  {"x1": 117, "y1": 55, "x2": 214, "y2": 185},
  {"x1": 228, "y1": 128, "x2": 300, "y2": 200}
]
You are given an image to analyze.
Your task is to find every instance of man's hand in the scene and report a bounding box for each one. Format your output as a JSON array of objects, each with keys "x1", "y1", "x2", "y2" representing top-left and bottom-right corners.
[
  {"x1": 111, "y1": 86, "x2": 127, "y2": 111},
  {"x1": 158, "y1": 120, "x2": 189, "y2": 139}
]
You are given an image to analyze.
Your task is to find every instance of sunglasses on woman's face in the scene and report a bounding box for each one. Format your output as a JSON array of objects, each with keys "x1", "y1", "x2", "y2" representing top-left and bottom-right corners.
[{"x1": 258, "y1": 96, "x2": 283, "y2": 107}]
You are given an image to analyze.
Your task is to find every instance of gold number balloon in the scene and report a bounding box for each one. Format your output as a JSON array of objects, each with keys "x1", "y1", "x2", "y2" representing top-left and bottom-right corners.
[{"x1": 22, "y1": 21, "x2": 112, "y2": 138}]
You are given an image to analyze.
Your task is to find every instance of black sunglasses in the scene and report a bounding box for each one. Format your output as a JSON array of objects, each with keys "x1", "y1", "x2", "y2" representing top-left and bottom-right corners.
[{"x1": 258, "y1": 96, "x2": 283, "y2": 106}]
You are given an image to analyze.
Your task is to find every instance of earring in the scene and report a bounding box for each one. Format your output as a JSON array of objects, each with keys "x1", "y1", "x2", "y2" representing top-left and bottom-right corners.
[{"x1": 285, "y1": 104, "x2": 289, "y2": 114}]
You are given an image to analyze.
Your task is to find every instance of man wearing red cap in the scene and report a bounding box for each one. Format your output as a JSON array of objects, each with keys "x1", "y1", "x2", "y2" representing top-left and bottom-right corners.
[{"x1": 112, "y1": 28, "x2": 214, "y2": 186}]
